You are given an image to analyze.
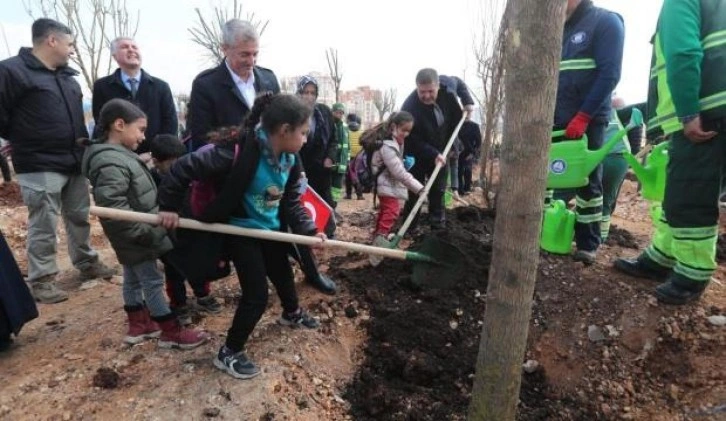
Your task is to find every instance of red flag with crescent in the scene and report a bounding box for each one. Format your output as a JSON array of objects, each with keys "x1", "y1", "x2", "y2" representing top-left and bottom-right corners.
[{"x1": 300, "y1": 185, "x2": 332, "y2": 233}]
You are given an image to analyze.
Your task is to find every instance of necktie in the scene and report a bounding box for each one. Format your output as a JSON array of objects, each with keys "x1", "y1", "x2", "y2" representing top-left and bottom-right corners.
[
  {"x1": 433, "y1": 104, "x2": 444, "y2": 127},
  {"x1": 129, "y1": 78, "x2": 138, "y2": 100}
]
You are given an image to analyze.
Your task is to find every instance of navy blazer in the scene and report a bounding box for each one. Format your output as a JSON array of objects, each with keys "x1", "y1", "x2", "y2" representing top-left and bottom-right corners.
[
  {"x1": 187, "y1": 63, "x2": 280, "y2": 151},
  {"x1": 92, "y1": 69, "x2": 178, "y2": 154}
]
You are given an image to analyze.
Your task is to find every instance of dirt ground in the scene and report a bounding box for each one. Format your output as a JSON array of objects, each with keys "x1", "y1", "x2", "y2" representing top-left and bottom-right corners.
[{"x1": 0, "y1": 175, "x2": 724, "y2": 421}]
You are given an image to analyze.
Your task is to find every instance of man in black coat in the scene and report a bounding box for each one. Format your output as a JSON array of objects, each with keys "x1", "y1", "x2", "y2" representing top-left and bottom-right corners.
[
  {"x1": 401, "y1": 69, "x2": 475, "y2": 229},
  {"x1": 187, "y1": 21, "x2": 280, "y2": 152},
  {"x1": 92, "y1": 37, "x2": 178, "y2": 155},
  {"x1": 0, "y1": 19, "x2": 115, "y2": 304},
  {"x1": 181, "y1": 19, "x2": 336, "y2": 294}
]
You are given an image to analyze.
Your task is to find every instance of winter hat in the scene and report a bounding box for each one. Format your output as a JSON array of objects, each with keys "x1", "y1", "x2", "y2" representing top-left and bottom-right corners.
[
  {"x1": 332, "y1": 103, "x2": 345, "y2": 113},
  {"x1": 296, "y1": 75, "x2": 319, "y2": 97}
]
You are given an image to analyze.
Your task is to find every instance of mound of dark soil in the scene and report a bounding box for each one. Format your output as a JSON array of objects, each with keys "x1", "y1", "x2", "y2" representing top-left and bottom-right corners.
[
  {"x1": 605, "y1": 225, "x2": 640, "y2": 249},
  {"x1": 339, "y1": 206, "x2": 724, "y2": 420},
  {"x1": 338, "y1": 207, "x2": 598, "y2": 420}
]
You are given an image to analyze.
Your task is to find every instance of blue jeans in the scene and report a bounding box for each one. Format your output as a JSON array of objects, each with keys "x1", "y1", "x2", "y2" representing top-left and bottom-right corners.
[{"x1": 122, "y1": 260, "x2": 170, "y2": 318}]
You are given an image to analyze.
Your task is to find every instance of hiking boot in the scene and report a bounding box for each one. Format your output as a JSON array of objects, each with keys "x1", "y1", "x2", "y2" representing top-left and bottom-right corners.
[
  {"x1": 157, "y1": 318, "x2": 208, "y2": 350},
  {"x1": 31, "y1": 275, "x2": 68, "y2": 304},
  {"x1": 124, "y1": 306, "x2": 161, "y2": 345},
  {"x1": 213, "y1": 346, "x2": 261, "y2": 380},
  {"x1": 305, "y1": 274, "x2": 337, "y2": 295},
  {"x1": 613, "y1": 257, "x2": 670, "y2": 281},
  {"x1": 278, "y1": 308, "x2": 320, "y2": 329},
  {"x1": 79, "y1": 261, "x2": 116, "y2": 281},
  {"x1": 196, "y1": 295, "x2": 222, "y2": 314},
  {"x1": 573, "y1": 250, "x2": 597, "y2": 265},
  {"x1": 655, "y1": 279, "x2": 707, "y2": 305},
  {"x1": 173, "y1": 305, "x2": 193, "y2": 326}
]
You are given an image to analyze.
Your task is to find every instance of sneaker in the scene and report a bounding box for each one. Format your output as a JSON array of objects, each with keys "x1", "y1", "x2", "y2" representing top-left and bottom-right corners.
[
  {"x1": 573, "y1": 250, "x2": 597, "y2": 265},
  {"x1": 124, "y1": 307, "x2": 161, "y2": 345},
  {"x1": 344, "y1": 194, "x2": 352, "y2": 200},
  {"x1": 173, "y1": 305, "x2": 193, "y2": 326},
  {"x1": 356, "y1": 195, "x2": 365, "y2": 200},
  {"x1": 278, "y1": 309, "x2": 320, "y2": 329},
  {"x1": 79, "y1": 261, "x2": 116, "y2": 281},
  {"x1": 369, "y1": 235, "x2": 389, "y2": 267},
  {"x1": 213, "y1": 346, "x2": 261, "y2": 380},
  {"x1": 157, "y1": 318, "x2": 208, "y2": 350},
  {"x1": 31, "y1": 275, "x2": 68, "y2": 304},
  {"x1": 195, "y1": 295, "x2": 222, "y2": 314}
]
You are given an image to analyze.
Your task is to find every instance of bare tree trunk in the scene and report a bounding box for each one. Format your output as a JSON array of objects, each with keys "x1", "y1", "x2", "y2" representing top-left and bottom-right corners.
[
  {"x1": 473, "y1": 0, "x2": 507, "y2": 209},
  {"x1": 325, "y1": 48, "x2": 342, "y2": 103},
  {"x1": 373, "y1": 88, "x2": 396, "y2": 122},
  {"x1": 467, "y1": 0, "x2": 565, "y2": 420}
]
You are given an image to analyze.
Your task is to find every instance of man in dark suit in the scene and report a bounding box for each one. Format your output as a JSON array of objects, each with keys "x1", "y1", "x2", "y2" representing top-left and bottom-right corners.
[
  {"x1": 92, "y1": 37, "x2": 178, "y2": 155},
  {"x1": 187, "y1": 20, "x2": 279, "y2": 151},
  {"x1": 401, "y1": 68, "x2": 474, "y2": 230},
  {"x1": 184, "y1": 19, "x2": 336, "y2": 295}
]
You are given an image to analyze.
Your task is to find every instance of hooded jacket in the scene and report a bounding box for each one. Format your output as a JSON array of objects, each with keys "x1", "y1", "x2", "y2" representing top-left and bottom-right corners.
[
  {"x1": 0, "y1": 48, "x2": 88, "y2": 174},
  {"x1": 371, "y1": 140, "x2": 424, "y2": 200},
  {"x1": 82, "y1": 142, "x2": 172, "y2": 265}
]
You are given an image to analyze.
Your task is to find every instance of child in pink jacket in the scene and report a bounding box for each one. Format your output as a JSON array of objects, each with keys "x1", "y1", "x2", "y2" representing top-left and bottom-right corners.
[{"x1": 370, "y1": 111, "x2": 425, "y2": 240}]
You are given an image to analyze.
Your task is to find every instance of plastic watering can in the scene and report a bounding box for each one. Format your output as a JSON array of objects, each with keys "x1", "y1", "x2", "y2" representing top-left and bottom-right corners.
[
  {"x1": 623, "y1": 141, "x2": 669, "y2": 202},
  {"x1": 547, "y1": 114, "x2": 643, "y2": 189},
  {"x1": 540, "y1": 199, "x2": 576, "y2": 254}
]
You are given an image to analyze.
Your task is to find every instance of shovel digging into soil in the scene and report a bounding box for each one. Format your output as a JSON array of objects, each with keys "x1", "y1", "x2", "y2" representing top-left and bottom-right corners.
[
  {"x1": 370, "y1": 114, "x2": 467, "y2": 267},
  {"x1": 90, "y1": 206, "x2": 466, "y2": 286}
]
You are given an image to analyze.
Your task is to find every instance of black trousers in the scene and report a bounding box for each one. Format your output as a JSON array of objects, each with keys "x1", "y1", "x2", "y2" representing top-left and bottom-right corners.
[
  {"x1": 458, "y1": 154, "x2": 474, "y2": 193},
  {"x1": 225, "y1": 237, "x2": 299, "y2": 352}
]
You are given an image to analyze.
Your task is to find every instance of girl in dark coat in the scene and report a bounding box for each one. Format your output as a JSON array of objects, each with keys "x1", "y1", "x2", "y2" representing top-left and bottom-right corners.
[{"x1": 158, "y1": 94, "x2": 323, "y2": 380}]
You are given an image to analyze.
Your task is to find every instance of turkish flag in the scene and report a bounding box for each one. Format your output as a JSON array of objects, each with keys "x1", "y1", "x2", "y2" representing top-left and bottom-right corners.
[{"x1": 300, "y1": 185, "x2": 333, "y2": 233}]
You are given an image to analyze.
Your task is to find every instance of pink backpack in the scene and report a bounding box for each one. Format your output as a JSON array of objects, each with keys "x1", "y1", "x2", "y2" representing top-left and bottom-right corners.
[{"x1": 189, "y1": 143, "x2": 240, "y2": 218}]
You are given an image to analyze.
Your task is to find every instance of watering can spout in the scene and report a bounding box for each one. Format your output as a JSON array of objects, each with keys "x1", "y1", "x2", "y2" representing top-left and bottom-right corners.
[{"x1": 623, "y1": 152, "x2": 650, "y2": 181}]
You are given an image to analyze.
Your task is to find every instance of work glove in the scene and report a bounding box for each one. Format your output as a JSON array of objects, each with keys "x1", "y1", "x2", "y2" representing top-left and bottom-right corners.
[
  {"x1": 403, "y1": 155, "x2": 415, "y2": 170},
  {"x1": 565, "y1": 112, "x2": 591, "y2": 139}
]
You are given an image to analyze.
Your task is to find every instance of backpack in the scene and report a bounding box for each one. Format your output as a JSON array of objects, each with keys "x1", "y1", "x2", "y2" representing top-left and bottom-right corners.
[
  {"x1": 189, "y1": 142, "x2": 240, "y2": 218},
  {"x1": 350, "y1": 122, "x2": 388, "y2": 194}
]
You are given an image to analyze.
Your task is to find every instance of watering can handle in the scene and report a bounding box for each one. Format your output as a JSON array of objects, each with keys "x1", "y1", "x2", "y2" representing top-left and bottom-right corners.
[
  {"x1": 89, "y1": 206, "x2": 413, "y2": 261},
  {"x1": 551, "y1": 129, "x2": 586, "y2": 141}
]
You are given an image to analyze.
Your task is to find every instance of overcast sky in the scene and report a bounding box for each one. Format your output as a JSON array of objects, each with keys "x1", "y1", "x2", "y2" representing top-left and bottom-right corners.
[{"x1": 2, "y1": 0, "x2": 663, "y2": 106}]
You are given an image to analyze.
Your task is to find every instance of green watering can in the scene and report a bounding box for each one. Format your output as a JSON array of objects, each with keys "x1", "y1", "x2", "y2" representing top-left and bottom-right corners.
[
  {"x1": 540, "y1": 199, "x2": 576, "y2": 254},
  {"x1": 623, "y1": 141, "x2": 669, "y2": 202},
  {"x1": 547, "y1": 113, "x2": 644, "y2": 189}
]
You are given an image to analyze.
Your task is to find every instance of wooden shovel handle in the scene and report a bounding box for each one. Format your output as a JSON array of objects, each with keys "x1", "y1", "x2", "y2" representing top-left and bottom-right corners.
[{"x1": 90, "y1": 206, "x2": 411, "y2": 261}]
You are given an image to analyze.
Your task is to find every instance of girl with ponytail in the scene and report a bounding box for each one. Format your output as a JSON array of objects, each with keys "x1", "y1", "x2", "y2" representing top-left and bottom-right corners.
[{"x1": 157, "y1": 94, "x2": 324, "y2": 380}]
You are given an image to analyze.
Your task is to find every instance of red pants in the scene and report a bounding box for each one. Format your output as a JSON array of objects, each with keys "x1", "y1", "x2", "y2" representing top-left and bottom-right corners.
[{"x1": 375, "y1": 196, "x2": 401, "y2": 236}]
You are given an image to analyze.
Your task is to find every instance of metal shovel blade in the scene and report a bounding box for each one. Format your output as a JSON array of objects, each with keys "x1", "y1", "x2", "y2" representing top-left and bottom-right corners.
[{"x1": 410, "y1": 236, "x2": 468, "y2": 288}]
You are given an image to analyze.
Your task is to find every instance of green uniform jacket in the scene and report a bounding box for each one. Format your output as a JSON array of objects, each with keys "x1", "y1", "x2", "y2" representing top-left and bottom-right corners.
[
  {"x1": 647, "y1": 0, "x2": 726, "y2": 138},
  {"x1": 334, "y1": 120, "x2": 350, "y2": 174},
  {"x1": 82, "y1": 143, "x2": 172, "y2": 265}
]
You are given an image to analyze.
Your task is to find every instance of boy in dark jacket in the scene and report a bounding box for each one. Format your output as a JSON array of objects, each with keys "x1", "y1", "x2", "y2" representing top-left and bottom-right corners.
[{"x1": 150, "y1": 135, "x2": 223, "y2": 325}]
